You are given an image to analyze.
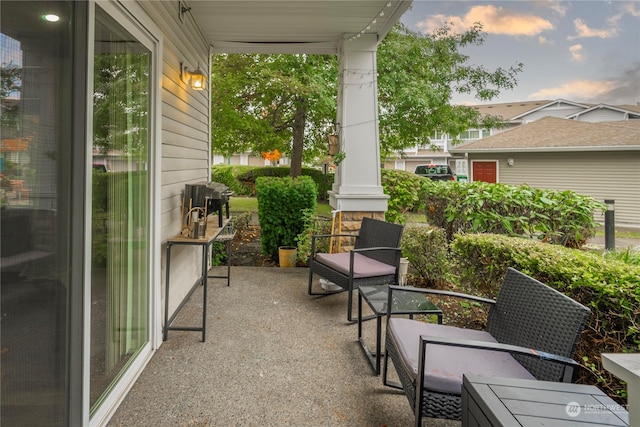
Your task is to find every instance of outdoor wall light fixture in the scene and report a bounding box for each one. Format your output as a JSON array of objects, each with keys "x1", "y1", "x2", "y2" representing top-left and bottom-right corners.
[
  {"x1": 507, "y1": 158, "x2": 515, "y2": 167},
  {"x1": 180, "y1": 62, "x2": 206, "y2": 91}
]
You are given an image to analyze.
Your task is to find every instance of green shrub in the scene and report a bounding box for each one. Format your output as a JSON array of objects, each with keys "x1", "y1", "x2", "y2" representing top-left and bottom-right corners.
[
  {"x1": 215, "y1": 165, "x2": 333, "y2": 200},
  {"x1": 423, "y1": 181, "x2": 605, "y2": 248},
  {"x1": 295, "y1": 208, "x2": 332, "y2": 263},
  {"x1": 400, "y1": 224, "x2": 451, "y2": 287},
  {"x1": 255, "y1": 176, "x2": 317, "y2": 259},
  {"x1": 604, "y1": 247, "x2": 640, "y2": 266},
  {"x1": 449, "y1": 233, "x2": 640, "y2": 400},
  {"x1": 380, "y1": 169, "x2": 427, "y2": 224},
  {"x1": 210, "y1": 165, "x2": 250, "y2": 195}
]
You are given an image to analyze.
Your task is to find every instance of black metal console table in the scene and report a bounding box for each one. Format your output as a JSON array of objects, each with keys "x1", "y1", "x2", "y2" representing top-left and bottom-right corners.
[{"x1": 163, "y1": 218, "x2": 234, "y2": 342}]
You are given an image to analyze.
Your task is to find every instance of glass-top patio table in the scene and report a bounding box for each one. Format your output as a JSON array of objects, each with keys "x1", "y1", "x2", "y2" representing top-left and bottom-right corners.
[{"x1": 358, "y1": 284, "x2": 443, "y2": 375}]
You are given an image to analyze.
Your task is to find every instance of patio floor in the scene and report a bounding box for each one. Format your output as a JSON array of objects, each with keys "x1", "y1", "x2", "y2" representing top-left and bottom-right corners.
[{"x1": 107, "y1": 266, "x2": 460, "y2": 427}]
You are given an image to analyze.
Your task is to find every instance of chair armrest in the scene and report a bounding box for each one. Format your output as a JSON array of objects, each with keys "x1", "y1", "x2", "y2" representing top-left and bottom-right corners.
[
  {"x1": 352, "y1": 246, "x2": 402, "y2": 254},
  {"x1": 418, "y1": 335, "x2": 578, "y2": 384},
  {"x1": 388, "y1": 285, "x2": 495, "y2": 306}
]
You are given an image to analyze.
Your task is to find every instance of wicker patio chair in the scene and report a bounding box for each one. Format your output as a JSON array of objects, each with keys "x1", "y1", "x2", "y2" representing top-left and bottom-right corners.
[
  {"x1": 307, "y1": 217, "x2": 403, "y2": 322},
  {"x1": 382, "y1": 267, "x2": 591, "y2": 426}
]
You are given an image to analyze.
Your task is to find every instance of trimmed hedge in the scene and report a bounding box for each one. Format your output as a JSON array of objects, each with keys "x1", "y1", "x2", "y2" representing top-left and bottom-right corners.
[
  {"x1": 423, "y1": 180, "x2": 605, "y2": 248},
  {"x1": 255, "y1": 176, "x2": 317, "y2": 259},
  {"x1": 403, "y1": 230, "x2": 639, "y2": 401},
  {"x1": 212, "y1": 165, "x2": 333, "y2": 200},
  {"x1": 380, "y1": 168, "x2": 426, "y2": 224}
]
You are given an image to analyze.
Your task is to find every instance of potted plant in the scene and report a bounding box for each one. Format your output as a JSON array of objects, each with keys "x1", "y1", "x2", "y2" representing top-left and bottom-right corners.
[{"x1": 332, "y1": 150, "x2": 346, "y2": 165}]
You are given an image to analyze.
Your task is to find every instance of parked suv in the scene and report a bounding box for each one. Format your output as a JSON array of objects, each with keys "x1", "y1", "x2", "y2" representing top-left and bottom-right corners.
[{"x1": 414, "y1": 164, "x2": 456, "y2": 181}]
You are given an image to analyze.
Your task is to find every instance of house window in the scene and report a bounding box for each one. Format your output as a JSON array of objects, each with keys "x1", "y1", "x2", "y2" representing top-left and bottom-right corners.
[
  {"x1": 460, "y1": 130, "x2": 479, "y2": 140},
  {"x1": 459, "y1": 129, "x2": 490, "y2": 140}
]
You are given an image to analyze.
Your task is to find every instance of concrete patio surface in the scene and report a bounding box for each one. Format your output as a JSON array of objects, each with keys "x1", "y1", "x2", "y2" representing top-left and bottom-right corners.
[{"x1": 108, "y1": 266, "x2": 460, "y2": 427}]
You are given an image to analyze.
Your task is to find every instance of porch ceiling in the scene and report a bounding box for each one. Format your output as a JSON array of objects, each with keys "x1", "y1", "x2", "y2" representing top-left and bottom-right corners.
[{"x1": 185, "y1": 0, "x2": 412, "y2": 54}]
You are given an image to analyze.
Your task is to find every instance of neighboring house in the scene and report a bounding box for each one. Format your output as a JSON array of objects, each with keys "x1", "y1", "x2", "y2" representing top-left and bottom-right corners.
[
  {"x1": 384, "y1": 99, "x2": 640, "y2": 227},
  {"x1": 0, "y1": 1, "x2": 410, "y2": 426},
  {"x1": 212, "y1": 153, "x2": 290, "y2": 168},
  {"x1": 385, "y1": 99, "x2": 640, "y2": 177},
  {"x1": 449, "y1": 117, "x2": 640, "y2": 227}
]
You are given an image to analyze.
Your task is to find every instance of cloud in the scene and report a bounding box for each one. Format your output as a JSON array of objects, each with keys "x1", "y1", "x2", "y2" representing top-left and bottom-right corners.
[
  {"x1": 531, "y1": 80, "x2": 617, "y2": 102},
  {"x1": 539, "y1": 0, "x2": 568, "y2": 17},
  {"x1": 417, "y1": 5, "x2": 553, "y2": 36},
  {"x1": 618, "y1": 2, "x2": 640, "y2": 18},
  {"x1": 607, "y1": 2, "x2": 640, "y2": 29},
  {"x1": 538, "y1": 36, "x2": 553, "y2": 45},
  {"x1": 569, "y1": 18, "x2": 619, "y2": 40},
  {"x1": 569, "y1": 44, "x2": 585, "y2": 62},
  {"x1": 602, "y1": 63, "x2": 640, "y2": 104}
]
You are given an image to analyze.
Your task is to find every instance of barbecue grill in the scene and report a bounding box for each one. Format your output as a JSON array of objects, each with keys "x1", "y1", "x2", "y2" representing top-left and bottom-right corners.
[{"x1": 183, "y1": 181, "x2": 233, "y2": 229}]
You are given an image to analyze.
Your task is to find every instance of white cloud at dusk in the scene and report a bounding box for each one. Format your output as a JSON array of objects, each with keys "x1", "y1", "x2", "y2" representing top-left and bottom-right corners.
[{"x1": 417, "y1": 5, "x2": 553, "y2": 36}]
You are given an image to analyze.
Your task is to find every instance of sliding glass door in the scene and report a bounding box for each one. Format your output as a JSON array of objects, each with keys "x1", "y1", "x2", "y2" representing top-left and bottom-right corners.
[
  {"x1": 2, "y1": 1, "x2": 157, "y2": 424},
  {"x1": 89, "y1": 4, "x2": 151, "y2": 413},
  {"x1": 1, "y1": 2, "x2": 76, "y2": 424}
]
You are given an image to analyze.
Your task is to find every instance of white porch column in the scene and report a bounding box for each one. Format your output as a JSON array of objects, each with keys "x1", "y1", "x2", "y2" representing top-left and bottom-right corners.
[{"x1": 329, "y1": 35, "x2": 388, "y2": 214}]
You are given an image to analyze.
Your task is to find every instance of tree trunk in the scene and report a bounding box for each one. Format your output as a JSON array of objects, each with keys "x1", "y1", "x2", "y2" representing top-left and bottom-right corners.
[{"x1": 290, "y1": 102, "x2": 306, "y2": 178}]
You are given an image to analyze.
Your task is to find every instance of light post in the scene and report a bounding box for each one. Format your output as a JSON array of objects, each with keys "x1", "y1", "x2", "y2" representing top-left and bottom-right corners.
[{"x1": 604, "y1": 200, "x2": 615, "y2": 250}]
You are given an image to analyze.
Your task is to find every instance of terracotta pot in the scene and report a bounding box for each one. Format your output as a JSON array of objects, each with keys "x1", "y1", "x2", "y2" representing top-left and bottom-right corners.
[{"x1": 278, "y1": 246, "x2": 297, "y2": 268}]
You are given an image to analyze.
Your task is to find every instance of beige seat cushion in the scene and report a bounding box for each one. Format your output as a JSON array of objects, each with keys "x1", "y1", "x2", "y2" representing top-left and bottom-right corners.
[
  {"x1": 315, "y1": 252, "x2": 396, "y2": 278},
  {"x1": 388, "y1": 317, "x2": 536, "y2": 394}
]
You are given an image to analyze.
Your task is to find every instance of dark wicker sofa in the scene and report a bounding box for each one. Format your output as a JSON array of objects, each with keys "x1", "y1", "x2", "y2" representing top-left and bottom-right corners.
[{"x1": 382, "y1": 267, "x2": 591, "y2": 426}]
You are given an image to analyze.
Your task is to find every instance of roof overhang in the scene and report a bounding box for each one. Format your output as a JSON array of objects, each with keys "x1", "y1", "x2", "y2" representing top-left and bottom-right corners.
[
  {"x1": 184, "y1": 0, "x2": 412, "y2": 54},
  {"x1": 450, "y1": 146, "x2": 640, "y2": 154}
]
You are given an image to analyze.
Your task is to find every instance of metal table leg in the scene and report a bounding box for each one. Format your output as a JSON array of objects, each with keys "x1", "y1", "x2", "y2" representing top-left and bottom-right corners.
[{"x1": 163, "y1": 242, "x2": 172, "y2": 341}]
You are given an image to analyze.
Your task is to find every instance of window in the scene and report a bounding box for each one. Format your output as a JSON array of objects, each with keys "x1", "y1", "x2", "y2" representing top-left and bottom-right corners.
[{"x1": 459, "y1": 129, "x2": 490, "y2": 140}]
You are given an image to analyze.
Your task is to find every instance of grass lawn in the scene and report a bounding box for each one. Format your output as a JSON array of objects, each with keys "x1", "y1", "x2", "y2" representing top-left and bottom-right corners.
[{"x1": 229, "y1": 196, "x2": 333, "y2": 217}]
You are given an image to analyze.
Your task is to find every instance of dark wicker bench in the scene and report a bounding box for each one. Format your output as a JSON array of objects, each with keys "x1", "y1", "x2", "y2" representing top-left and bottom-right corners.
[
  {"x1": 382, "y1": 267, "x2": 591, "y2": 426},
  {"x1": 307, "y1": 217, "x2": 403, "y2": 322}
]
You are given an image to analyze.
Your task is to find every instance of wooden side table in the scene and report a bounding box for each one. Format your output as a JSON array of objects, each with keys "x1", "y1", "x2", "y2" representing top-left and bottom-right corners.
[
  {"x1": 163, "y1": 218, "x2": 234, "y2": 342},
  {"x1": 462, "y1": 375, "x2": 629, "y2": 426}
]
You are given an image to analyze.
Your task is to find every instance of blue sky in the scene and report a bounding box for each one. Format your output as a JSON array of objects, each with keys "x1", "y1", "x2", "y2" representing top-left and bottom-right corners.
[{"x1": 400, "y1": 1, "x2": 640, "y2": 106}]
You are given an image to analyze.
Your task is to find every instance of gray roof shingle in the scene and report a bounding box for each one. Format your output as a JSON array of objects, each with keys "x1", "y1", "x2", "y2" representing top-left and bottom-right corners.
[{"x1": 450, "y1": 116, "x2": 640, "y2": 153}]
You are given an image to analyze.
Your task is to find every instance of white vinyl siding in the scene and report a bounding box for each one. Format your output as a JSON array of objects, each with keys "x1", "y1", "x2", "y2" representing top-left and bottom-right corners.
[
  {"x1": 519, "y1": 102, "x2": 585, "y2": 121},
  {"x1": 138, "y1": 1, "x2": 211, "y2": 319},
  {"x1": 469, "y1": 151, "x2": 640, "y2": 226},
  {"x1": 572, "y1": 109, "x2": 629, "y2": 122}
]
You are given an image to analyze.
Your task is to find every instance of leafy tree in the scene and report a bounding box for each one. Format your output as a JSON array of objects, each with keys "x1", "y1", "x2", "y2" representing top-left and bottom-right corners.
[
  {"x1": 211, "y1": 54, "x2": 337, "y2": 176},
  {"x1": 376, "y1": 23, "x2": 523, "y2": 158},
  {"x1": 210, "y1": 22, "x2": 523, "y2": 171}
]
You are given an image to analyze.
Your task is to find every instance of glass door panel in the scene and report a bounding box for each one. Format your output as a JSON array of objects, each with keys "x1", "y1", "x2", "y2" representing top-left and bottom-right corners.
[
  {"x1": 1, "y1": 1, "x2": 75, "y2": 425},
  {"x1": 90, "y1": 6, "x2": 150, "y2": 411}
]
